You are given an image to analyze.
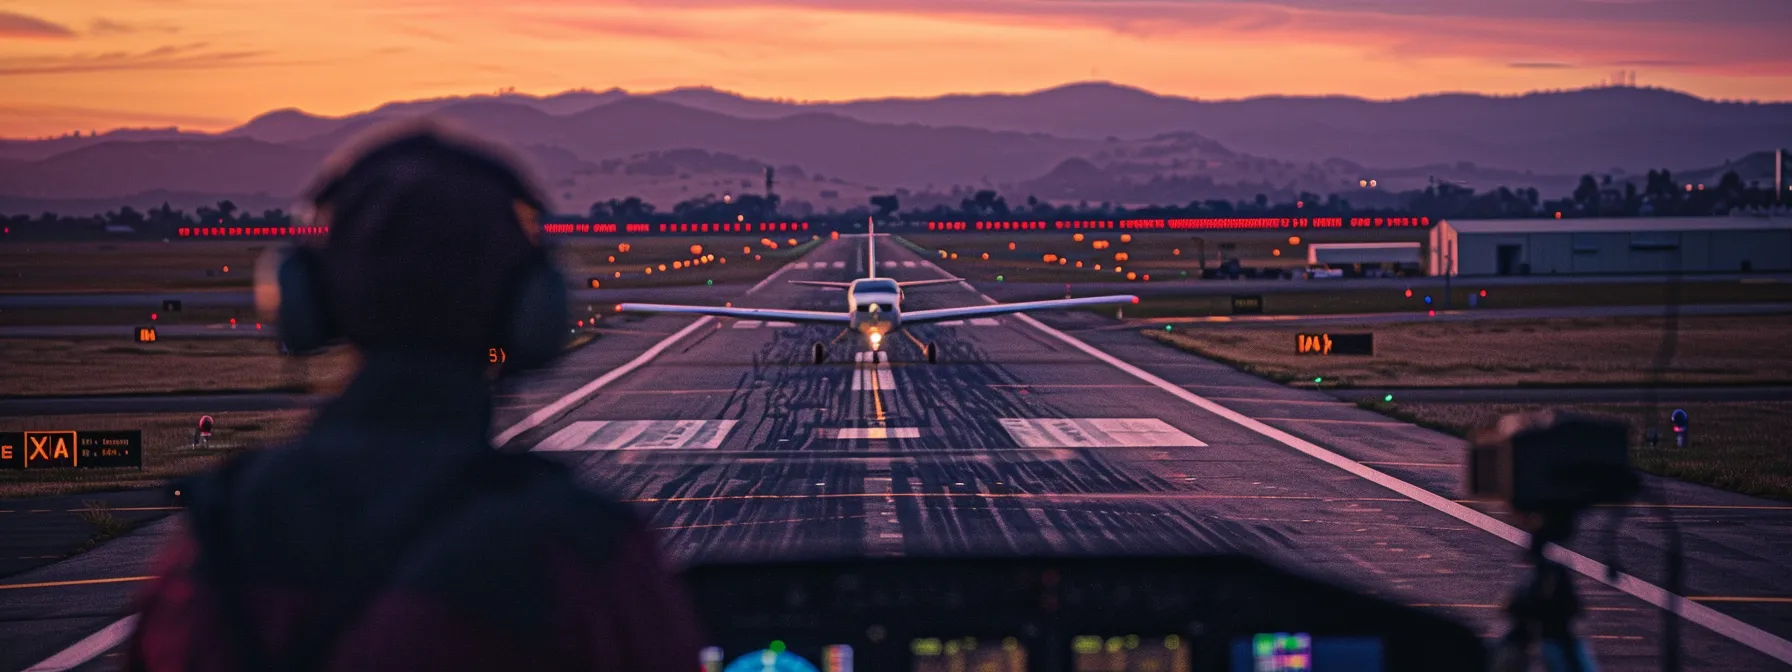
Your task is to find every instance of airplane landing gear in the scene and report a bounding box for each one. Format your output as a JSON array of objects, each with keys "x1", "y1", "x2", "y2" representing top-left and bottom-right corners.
[
  {"x1": 924, "y1": 342, "x2": 938, "y2": 364},
  {"x1": 812, "y1": 343, "x2": 827, "y2": 364}
]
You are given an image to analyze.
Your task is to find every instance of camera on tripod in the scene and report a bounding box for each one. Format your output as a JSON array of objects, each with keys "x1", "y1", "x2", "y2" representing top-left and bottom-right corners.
[
  {"x1": 1466, "y1": 411, "x2": 1640, "y2": 516},
  {"x1": 1466, "y1": 411, "x2": 1644, "y2": 672}
]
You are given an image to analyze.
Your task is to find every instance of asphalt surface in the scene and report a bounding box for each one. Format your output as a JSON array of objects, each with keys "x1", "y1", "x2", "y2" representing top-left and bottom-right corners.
[
  {"x1": 1331, "y1": 386, "x2": 1792, "y2": 405},
  {"x1": 0, "y1": 284, "x2": 742, "y2": 310},
  {"x1": 3, "y1": 237, "x2": 1791, "y2": 671},
  {"x1": 977, "y1": 272, "x2": 1792, "y2": 302}
]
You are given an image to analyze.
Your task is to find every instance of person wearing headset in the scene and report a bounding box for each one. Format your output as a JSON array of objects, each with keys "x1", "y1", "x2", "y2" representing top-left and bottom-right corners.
[{"x1": 125, "y1": 123, "x2": 702, "y2": 671}]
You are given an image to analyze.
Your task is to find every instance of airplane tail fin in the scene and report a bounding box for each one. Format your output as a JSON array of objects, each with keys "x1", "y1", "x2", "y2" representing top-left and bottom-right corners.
[{"x1": 867, "y1": 216, "x2": 876, "y2": 278}]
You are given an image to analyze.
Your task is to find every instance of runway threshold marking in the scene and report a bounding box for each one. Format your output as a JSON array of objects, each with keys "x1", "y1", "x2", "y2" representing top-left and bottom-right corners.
[
  {"x1": 852, "y1": 351, "x2": 897, "y2": 391},
  {"x1": 533, "y1": 420, "x2": 739, "y2": 451},
  {"x1": 904, "y1": 248, "x2": 1792, "y2": 665},
  {"x1": 21, "y1": 241, "x2": 827, "y2": 672},
  {"x1": 999, "y1": 418, "x2": 1206, "y2": 448}
]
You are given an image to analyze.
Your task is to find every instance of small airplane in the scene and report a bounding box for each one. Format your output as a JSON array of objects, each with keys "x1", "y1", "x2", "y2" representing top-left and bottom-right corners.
[{"x1": 618, "y1": 218, "x2": 1138, "y2": 363}]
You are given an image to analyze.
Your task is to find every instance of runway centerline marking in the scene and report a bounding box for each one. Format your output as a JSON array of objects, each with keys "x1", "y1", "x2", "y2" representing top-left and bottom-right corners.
[
  {"x1": 904, "y1": 242, "x2": 1792, "y2": 665},
  {"x1": 821, "y1": 427, "x2": 922, "y2": 440},
  {"x1": 0, "y1": 576, "x2": 154, "y2": 591}
]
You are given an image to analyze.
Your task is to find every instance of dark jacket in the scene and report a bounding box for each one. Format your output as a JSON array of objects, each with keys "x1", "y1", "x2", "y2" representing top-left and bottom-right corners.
[{"x1": 126, "y1": 352, "x2": 702, "y2": 671}]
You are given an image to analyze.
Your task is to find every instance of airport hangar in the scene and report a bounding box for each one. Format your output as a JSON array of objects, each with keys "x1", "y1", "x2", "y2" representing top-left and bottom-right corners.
[
  {"x1": 1428, "y1": 215, "x2": 1792, "y2": 276},
  {"x1": 1170, "y1": 215, "x2": 1792, "y2": 277}
]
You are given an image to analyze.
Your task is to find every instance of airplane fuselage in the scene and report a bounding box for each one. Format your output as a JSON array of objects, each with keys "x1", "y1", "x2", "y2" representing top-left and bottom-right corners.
[{"x1": 846, "y1": 277, "x2": 903, "y2": 348}]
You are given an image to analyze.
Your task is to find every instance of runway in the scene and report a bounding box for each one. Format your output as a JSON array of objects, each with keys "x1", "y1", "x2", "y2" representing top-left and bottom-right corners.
[{"x1": 4, "y1": 235, "x2": 1792, "y2": 670}]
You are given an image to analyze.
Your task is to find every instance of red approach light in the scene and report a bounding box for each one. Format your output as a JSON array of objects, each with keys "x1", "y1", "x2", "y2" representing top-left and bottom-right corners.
[
  {"x1": 1479, "y1": 289, "x2": 1488, "y2": 297},
  {"x1": 1404, "y1": 289, "x2": 1413, "y2": 298},
  {"x1": 255, "y1": 322, "x2": 262, "y2": 330},
  {"x1": 1131, "y1": 297, "x2": 1140, "y2": 304},
  {"x1": 1428, "y1": 309, "x2": 1436, "y2": 317},
  {"x1": 150, "y1": 313, "x2": 158, "y2": 321},
  {"x1": 229, "y1": 318, "x2": 236, "y2": 326}
]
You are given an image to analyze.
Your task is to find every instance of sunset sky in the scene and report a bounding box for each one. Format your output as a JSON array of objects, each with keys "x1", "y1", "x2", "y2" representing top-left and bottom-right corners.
[{"x1": 2, "y1": 0, "x2": 1789, "y2": 138}]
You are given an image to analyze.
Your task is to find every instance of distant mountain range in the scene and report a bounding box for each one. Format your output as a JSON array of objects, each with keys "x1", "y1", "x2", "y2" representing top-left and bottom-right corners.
[{"x1": 0, "y1": 82, "x2": 1786, "y2": 215}]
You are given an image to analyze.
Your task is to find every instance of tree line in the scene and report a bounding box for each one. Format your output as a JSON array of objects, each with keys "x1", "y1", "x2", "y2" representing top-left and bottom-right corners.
[{"x1": 4, "y1": 169, "x2": 1786, "y2": 238}]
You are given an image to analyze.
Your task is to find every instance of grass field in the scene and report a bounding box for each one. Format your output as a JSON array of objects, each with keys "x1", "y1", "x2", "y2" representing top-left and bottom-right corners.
[
  {"x1": 1142, "y1": 314, "x2": 1792, "y2": 388},
  {"x1": 557, "y1": 233, "x2": 822, "y2": 289},
  {"x1": 0, "y1": 338, "x2": 360, "y2": 397},
  {"x1": 0, "y1": 410, "x2": 312, "y2": 498},
  {"x1": 900, "y1": 229, "x2": 1425, "y2": 283},
  {"x1": 1123, "y1": 281, "x2": 1792, "y2": 318},
  {"x1": 1, "y1": 240, "x2": 264, "y2": 293},
  {"x1": 1363, "y1": 400, "x2": 1792, "y2": 501},
  {"x1": 1, "y1": 234, "x2": 819, "y2": 295}
]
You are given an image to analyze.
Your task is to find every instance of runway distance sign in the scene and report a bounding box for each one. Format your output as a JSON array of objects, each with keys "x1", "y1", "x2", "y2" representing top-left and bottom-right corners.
[
  {"x1": 1231, "y1": 295, "x2": 1264, "y2": 314},
  {"x1": 0, "y1": 430, "x2": 143, "y2": 470},
  {"x1": 1296, "y1": 333, "x2": 1374, "y2": 356},
  {"x1": 136, "y1": 326, "x2": 158, "y2": 343}
]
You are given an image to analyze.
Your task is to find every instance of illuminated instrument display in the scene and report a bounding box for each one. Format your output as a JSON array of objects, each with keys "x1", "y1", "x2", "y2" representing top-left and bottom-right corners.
[
  {"x1": 711, "y1": 641, "x2": 843, "y2": 672},
  {"x1": 488, "y1": 348, "x2": 507, "y2": 364},
  {"x1": 1229, "y1": 634, "x2": 1384, "y2": 672},
  {"x1": 136, "y1": 326, "x2": 158, "y2": 343},
  {"x1": 1071, "y1": 635, "x2": 1190, "y2": 672},
  {"x1": 911, "y1": 637, "x2": 1024, "y2": 672}
]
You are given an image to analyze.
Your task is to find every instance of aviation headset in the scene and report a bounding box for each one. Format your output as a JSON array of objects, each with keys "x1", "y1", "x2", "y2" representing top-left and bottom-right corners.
[{"x1": 261, "y1": 138, "x2": 570, "y2": 370}]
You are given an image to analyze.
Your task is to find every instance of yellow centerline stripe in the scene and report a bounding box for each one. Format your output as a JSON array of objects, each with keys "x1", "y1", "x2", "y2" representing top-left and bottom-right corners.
[{"x1": 0, "y1": 576, "x2": 155, "y2": 591}]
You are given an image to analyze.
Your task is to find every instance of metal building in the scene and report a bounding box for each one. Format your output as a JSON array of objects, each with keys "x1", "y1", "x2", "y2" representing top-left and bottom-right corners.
[{"x1": 1434, "y1": 216, "x2": 1792, "y2": 276}]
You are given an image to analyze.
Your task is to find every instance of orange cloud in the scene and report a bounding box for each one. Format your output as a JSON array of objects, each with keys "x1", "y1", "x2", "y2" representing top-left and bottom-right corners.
[
  {"x1": 0, "y1": 10, "x2": 74, "y2": 39},
  {"x1": 0, "y1": 0, "x2": 1785, "y2": 138}
]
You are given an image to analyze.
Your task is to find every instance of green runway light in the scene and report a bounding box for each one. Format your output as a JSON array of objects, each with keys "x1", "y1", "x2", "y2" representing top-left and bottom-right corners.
[
  {"x1": 1165, "y1": 325, "x2": 1174, "y2": 331},
  {"x1": 996, "y1": 275, "x2": 1005, "y2": 282},
  {"x1": 706, "y1": 279, "x2": 713, "y2": 286},
  {"x1": 1384, "y1": 394, "x2": 1394, "y2": 402},
  {"x1": 770, "y1": 640, "x2": 786, "y2": 654},
  {"x1": 1313, "y1": 377, "x2": 1323, "y2": 384}
]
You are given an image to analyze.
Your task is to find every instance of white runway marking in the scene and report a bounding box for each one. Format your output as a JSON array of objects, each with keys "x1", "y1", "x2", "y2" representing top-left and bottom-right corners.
[
  {"x1": 790, "y1": 262, "x2": 808, "y2": 269},
  {"x1": 821, "y1": 427, "x2": 922, "y2": 439},
  {"x1": 883, "y1": 261, "x2": 898, "y2": 268},
  {"x1": 22, "y1": 615, "x2": 138, "y2": 672},
  {"x1": 863, "y1": 458, "x2": 902, "y2": 556},
  {"x1": 970, "y1": 317, "x2": 1000, "y2": 326},
  {"x1": 901, "y1": 261, "x2": 917, "y2": 268},
  {"x1": 851, "y1": 351, "x2": 896, "y2": 391},
  {"x1": 935, "y1": 320, "x2": 964, "y2": 326},
  {"x1": 764, "y1": 321, "x2": 797, "y2": 328},
  {"x1": 999, "y1": 418, "x2": 1207, "y2": 448},
  {"x1": 534, "y1": 420, "x2": 739, "y2": 451},
  {"x1": 832, "y1": 261, "x2": 846, "y2": 269},
  {"x1": 732, "y1": 320, "x2": 763, "y2": 329},
  {"x1": 928, "y1": 274, "x2": 1792, "y2": 665}
]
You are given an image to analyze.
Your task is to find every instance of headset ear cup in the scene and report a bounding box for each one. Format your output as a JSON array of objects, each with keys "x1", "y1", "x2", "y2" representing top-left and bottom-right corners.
[
  {"x1": 501, "y1": 264, "x2": 570, "y2": 370},
  {"x1": 275, "y1": 248, "x2": 337, "y2": 354}
]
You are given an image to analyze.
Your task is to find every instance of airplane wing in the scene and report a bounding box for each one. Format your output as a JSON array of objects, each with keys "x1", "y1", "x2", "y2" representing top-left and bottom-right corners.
[
  {"x1": 902, "y1": 295, "x2": 1138, "y2": 324},
  {"x1": 787, "y1": 280, "x2": 854, "y2": 288},
  {"x1": 617, "y1": 303, "x2": 852, "y2": 323},
  {"x1": 896, "y1": 278, "x2": 965, "y2": 288}
]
